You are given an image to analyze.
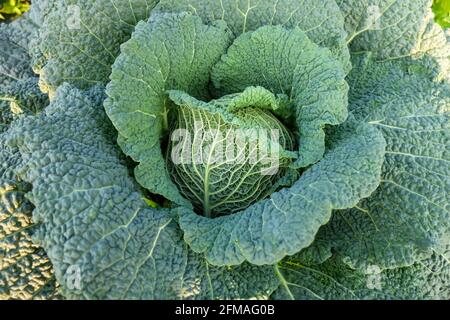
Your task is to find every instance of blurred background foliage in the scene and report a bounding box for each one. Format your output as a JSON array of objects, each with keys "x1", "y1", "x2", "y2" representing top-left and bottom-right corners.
[
  {"x1": 433, "y1": 0, "x2": 450, "y2": 28},
  {"x1": 0, "y1": 0, "x2": 448, "y2": 28},
  {"x1": 0, "y1": 0, "x2": 30, "y2": 21}
]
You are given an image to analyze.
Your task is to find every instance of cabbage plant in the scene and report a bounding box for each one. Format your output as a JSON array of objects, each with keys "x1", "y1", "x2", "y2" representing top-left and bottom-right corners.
[{"x1": 0, "y1": 0, "x2": 449, "y2": 299}]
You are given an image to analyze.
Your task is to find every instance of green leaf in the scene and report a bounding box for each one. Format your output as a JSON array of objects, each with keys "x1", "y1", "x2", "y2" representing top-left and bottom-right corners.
[
  {"x1": 0, "y1": 78, "x2": 49, "y2": 118},
  {"x1": 302, "y1": 54, "x2": 450, "y2": 272},
  {"x1": 0, "y1": 52, "x2": 56, "y2": 298},
  {"x1": 154, "y1": 0, "x2": 351, "y2": 72},
  {"x1": 25, "y1": 0, "x2": 53, "y2": 27},
  {"x1": 0, "y1": 0, "x2": 56, "y2": 89},
  {"x1": 337, "y1": 0, "x2": 450, "y2": 81},
  {"x1": 31, "y1": 0, "x2": 159, "y2": 97},
  {"x1": 105, "y1": 13, "x2": 232, "y2": 206},
  {"x1": 211, "y1": 25, "x2": 349, "y2": 168},
  {"x1": 0, "y1": 122, "x2": 60, "y2": 299},
  {"x1": 6, "y1": 84, "x2": 279, "y2": 299},
  {"x1": 177, "y1": 118, "x2": 386, "y2": 266},
  {"x1": 0, "y1": 178, "x2": 61, "y2": 300},
  {"x1": 0, "y1": 21, "x2": 34, "y2": 87},
  {"x1": 272, "y1": 253, "x2": 450, "y2": 300},
  {"x1": 338, "y1": 0, "x2": 431, "y2": 53}
]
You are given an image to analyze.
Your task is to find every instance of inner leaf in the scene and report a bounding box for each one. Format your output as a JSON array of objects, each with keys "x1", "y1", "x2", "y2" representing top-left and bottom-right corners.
[{"x1": 166, "y1": 88, "x2": 295, "y2": 217}]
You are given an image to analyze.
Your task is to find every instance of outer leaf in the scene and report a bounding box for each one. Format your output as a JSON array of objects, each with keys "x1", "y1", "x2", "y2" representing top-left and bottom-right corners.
[
  {"x1": 338, "y1": 0, "x2": 431, "y2": 55},
  {"x1": 0, "y1": 20, "x2": 34, "y2": 87},
  {"x1": 0, "y1": 179, "x2": 61, "y2": 300},
  {"x1": 0, "y1": 0, "x2": 55, "y2": 87},
  {"x1": 0, "y1": 101, "x2": 13, "y2": 132},
  {"x1": 1, "y1": 77, "x2": 48, "y2": 136},
  {"x1": 0, "y1": 38, "x2": 56, "y2": 298},
  {"x1": 0, "y1": 125, "x2": 59, "y2": 300},
  {"x1": 6, "y1": 84, "x2": 279, "y2": 299},
  {"x1": 412, "y1": 11, "x2": 450, "y2": 81},
  {"x1": 154, "y1": 0, "x2": 351, "y2": 72},
  {"x1": 31, "y1": 0, "x2": 159, "y2": 97},
  {"x1": 272, "y1": 253, "x2": 450, "y2": 300},
  {"x1": 212, "y1": 26, "x2": 348, "y2": 168},
  {"x1": 26, "y1": 0, "x2": 54, "y2": 27},
  {"x1": 177, "y1": 118, "x2": 386, "y2": 266},
  {"x1": 0, "y1": 78, "x2": 49, "y2": 118},
  {"x1": 338, "y1": 0, "x2": 450, "y2": 80},
  {"x1": 105, "y1": 13, "x2": 232, "y2": 206},
  {"x1": 303, "y1": 54, "x2": 450, "y2": 272}
]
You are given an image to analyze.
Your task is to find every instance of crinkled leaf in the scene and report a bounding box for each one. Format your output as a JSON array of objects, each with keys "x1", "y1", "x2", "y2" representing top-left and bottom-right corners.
[
  {"x1": 177, "y1": 118, "x2": 385, "y2": 266},
  {"x1": 272, "y1": 253, "x2": 450, "y2": 300},
  {"x1": 0, "y1": 49, "x2": 57, "y2": 298},
  {"x1": 0, "y1": 0, "x2": 54, "y2": 87},
  {"x1": 32, "y1": 0, "x2": 159, "y2": 96},
  {"x1": 6, "y1": 84, "x2": 279, "y2": 299},
  {"x1": 338, "y1": 0, "x2": 450, "y2": 80},
  {"x1": 338, "y1": 0, "x2": 431, "y2": 55},
  {"x1": 154, "y1": 0, "x2": 351, "y2": 72},
  {"x1": 302, "y1": 54, "x2": 450, "y2": 272},
  {"x1": 412, "y1": 11, "x2": 450, "y2": 81},
  {"x1": 0, "y1": 78, "x2": 49, "y2": 119},
  {"x1": 1, "y1": 76, "x2": 49, "y2": 134},
  {"x1": 0, "y1": 179, "x2": 61, "y2": 300},
  {"x1": 105, "y1": 13, "x2": 232, "y2": 206},
  {"x1": 0, "y1": 22, "x2": 34, "y2": 87},
  {"x1": 0, "y1": 127, "x2": 60, "y2": 299},
  {"x1": 26, "y1": 0, "x2": 54, "y2": 27},
  {"x1": 212, "y1": 25, "x2": 349, "y2": 168}
]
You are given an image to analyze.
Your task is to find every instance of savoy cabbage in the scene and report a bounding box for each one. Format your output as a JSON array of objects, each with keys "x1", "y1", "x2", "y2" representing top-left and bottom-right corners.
[{"x1": 0, "y1": 0, "x2": 449, "y2": 300}]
